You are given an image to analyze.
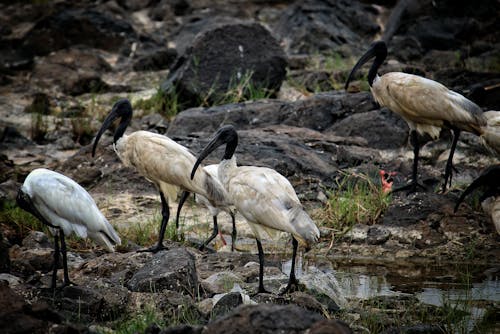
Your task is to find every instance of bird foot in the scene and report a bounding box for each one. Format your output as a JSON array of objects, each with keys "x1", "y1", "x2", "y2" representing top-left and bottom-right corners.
[
  {"x1": 251, "y1": 287, "x2": 273, "y2": 296},
  {"x1": 137, "y1": 244, "x2": 167, "y2": 253},
  {"x1": 279, "y1": 279, "x2": 300, "y2": 295},
  {"x1": 61, "y1": 280, "x2": 77, "y2": 289}
]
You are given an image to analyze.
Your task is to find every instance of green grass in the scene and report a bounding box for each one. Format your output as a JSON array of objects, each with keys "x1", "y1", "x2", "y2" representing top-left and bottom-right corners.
[
  {"x1": 200, "y1": 70, "x2": 273, "y2": 107},
  {"x1": 30, "y1": 112, "x2": 49, "y2": 143},
  {"x1": 314, "y1": 172, "x2": 392, "y2": 235},
  {"x1": 0, "y1": 200, "x2": 47, "y2": 240},
  {"x1": 133, "y1": 87, "x2": 181, "y2": 120},
  {"x1": 113, "y1": 307, "x2": 165, "y2": 334},
  {"x1": 119, "y1": 212, "x2": 185, "y2": 247}
]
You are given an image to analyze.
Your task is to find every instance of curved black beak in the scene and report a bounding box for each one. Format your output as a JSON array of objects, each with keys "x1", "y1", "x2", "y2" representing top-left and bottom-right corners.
[
  {"x1": 345, "y1": 40, "x2": 387, "y2": 90},
  {"x1": 190, "y1": 125, "x2": 238, "y2": 180},
  {"x1": 454, "y1": 165, "x2": 500, "y2": 212},
  {"x1": 92, "y1": 108, "x2": 119, "y2": 157}
]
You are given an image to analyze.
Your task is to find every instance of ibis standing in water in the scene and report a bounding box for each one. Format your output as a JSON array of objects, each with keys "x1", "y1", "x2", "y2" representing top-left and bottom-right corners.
[
  {"x1": 92, "y1": 99, "x2": 234, "y2": 252},
  {"x1": 455, "y1": 164, "x2": 500, "y2": 235},
  {"x1": 16, "y1": 168, "x2": 121, "y2": 289},
  {"x1": 345, "y1": 41, "x2": 499, "y2": 193},
  {"x1": 191, "y1": 125, "x2": 320, "y2": 294}
]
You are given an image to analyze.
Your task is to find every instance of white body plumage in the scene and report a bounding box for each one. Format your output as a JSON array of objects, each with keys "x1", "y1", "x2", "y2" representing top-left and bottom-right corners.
[
  {"x1": 114, "y1": 131, "x2": 229, "y2": 208},
  {"x1": 217, "y1": 156, "x2": 320, "y2": 247},
  {"x1": 20, "y1": 168, "x2": 121, "y2": 251},
  {"x1": 371, "y1": 72, "x2": 486, "y2": 139}
]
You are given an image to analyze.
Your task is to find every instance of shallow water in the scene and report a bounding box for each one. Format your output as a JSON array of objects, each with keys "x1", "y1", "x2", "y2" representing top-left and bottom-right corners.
[{"x1": 280, "y1": 256, "x2": 500, "y2": 331}]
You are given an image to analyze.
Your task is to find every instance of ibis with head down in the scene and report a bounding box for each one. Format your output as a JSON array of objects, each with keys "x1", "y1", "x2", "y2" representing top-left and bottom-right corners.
[
  {"x1": 16, "y1": 168, "x2": 121, "y2": 289},
  {"x1": 345, "y1": 41, "x2": 499, "y2": 193},
  {"x1": 455, "y1": 164, "x2": 500, "y2": 235},
  {"x1": 191, "y1": 125, "x2": 320, "y2": 294},
  {"x1": 92, "y1": 99, "x2": 235, "y2": 252}
]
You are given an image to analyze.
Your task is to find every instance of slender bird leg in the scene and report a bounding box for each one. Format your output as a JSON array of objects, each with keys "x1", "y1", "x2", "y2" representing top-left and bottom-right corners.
[
  {"x1": 230, "y1": 212, "x2": 237, "y2": 252},
  {"x1": 59, "y1": 232, "x2": 75, "y2": 287},
  {"x1": 279, "y1": 237, "x2": 300, "y2": 295},
  {"x1": 442, "y1": 128, "x2": 460, "y2": 193},
  {"x1": 255, "y1": 239, "x2": 271, "y2": 294},
  {"x1": 138, "y1": 191, "x2": 170, "y2": 253},
  {"x1": 175, "y1": 190, "x2": 190, "y2": 229},
  {"x1": 199, "y1": 216, "x2": 219, "y2": 251},
  {"x1": 51, "y1": 234, "x2": 60, "y2": 290},
  {"x1": 392, "y1": 130, "x2": 426, "y2": 194}
]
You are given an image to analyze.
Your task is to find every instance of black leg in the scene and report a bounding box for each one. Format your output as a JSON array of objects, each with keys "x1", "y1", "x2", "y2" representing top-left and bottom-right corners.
[
  {"x1": 230, "y1": 212, "x2": 237, "y2": 252},
  {"x1": 138, "y1": 191, "x2": 170, "y2": 253},
  {"x1": 392, "y1": 130, "x2": 426, "y2": 193},
  {"x1": 256, "y1": 239, "x2": 271, "y2": 294},
  {"x1": 60, "y1": 232, "x2": 75, "y2": 287},
  {"x1": 442, "y1": 128, "x2": 460, "y2": 193},
  {"x1": 279, "y1": 237, "x2": 299, "y2": 295},
  {"x1": 51, "y1": 234, "x2": 60, "y2": 289},
  {"x1": 175, "y1": 190, "x2": 190, "y2": 229},
  {"x1": 199, "y1": 216, "x2": 219, "y2": 251}
]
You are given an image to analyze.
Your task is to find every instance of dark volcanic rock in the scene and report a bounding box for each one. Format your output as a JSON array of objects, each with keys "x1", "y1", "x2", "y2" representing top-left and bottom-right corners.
[
  {"x1": 273, "y1": 0, "x2": 379, "y2": 55},
  {"x1": 212, "y1": 292, "x2": 243, "y2": 318},
  {"x1": 0, "y1": 281, "x2": 88, "y2": 334},
  {"x1": 167, "y1": 91, "x2": 374, "y2": 136},
  {"x1": 203, "y1": 304, "x2": 325, "y2": 334},
  {"x1": 133, "y1": 47, "x2": 178, "y2": 71},
  {"x1": 22, "y1": 8, "x2": 137, "y2": 56},
  {"x1": 127, "y1": 248, "x2": 198, "y2": 296},
  {"x1": 162, "y1": 22, "x2": 287, "y2": 109},
  {"x1": 327, "y1": 108, "x2": 409, "y2": 149},
  {"x1": 31, "y1": 47, "x2": 111, "y2": 95}
]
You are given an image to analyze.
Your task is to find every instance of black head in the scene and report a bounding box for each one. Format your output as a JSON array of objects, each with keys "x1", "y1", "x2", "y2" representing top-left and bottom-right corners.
[
  {"x1": 92, "y1": 99, "x2": 133, "y2": 157},
  {"x1": 16, "y1": 188, "x2": 48, "y2": 225},
  {"x1": 454, "y1": 164, "x2": 500, "y2": 212},
  {"x1": 345, "y1": 40, "x2": 388, "y2": 90},
  {"x1": 190, "y1": 125, "x2": 239, "y2": 180}
]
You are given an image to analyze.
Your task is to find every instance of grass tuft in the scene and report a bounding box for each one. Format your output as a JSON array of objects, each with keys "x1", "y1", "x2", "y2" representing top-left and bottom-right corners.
[{"x1": 314, "y1": 172, "x2": 391, "y2": 235}]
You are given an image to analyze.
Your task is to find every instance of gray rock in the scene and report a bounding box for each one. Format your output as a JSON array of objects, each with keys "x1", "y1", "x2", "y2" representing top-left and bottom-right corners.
[
  {"x1": 212, "y1": 292, "x2": 243, "y2": 319},
  {"x1": 367, "y1": 226, "x2": 391, "y2": 245},
  {"x1": 161, "y1": 22, "x2": 287, "y2": 109},
  {"x1": 22, "y1": 231, "x2": 52, "y2": 249},
  {"x1": 327, "y1": 108, "x2": 409, "y2": 149},
  {"x1": 127, "y1": 248, "x2": 198, "y2": 296}
]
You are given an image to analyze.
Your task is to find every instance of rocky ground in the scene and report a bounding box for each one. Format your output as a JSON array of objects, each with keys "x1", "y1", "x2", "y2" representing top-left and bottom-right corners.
[{"x1": 0, "y1": 0, "x2": 499, "y2": 333}]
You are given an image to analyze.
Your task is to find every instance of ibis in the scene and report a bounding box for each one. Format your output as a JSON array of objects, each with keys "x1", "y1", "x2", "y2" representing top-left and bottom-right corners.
[
  {"x1": 92, "y1": 98, "x2": 233, "y2": 252},
  {"x1": 16, "y1": 168, "x2": 121, "y2": 288},
  {"x1": 176, "y1": 164, "x2": 237, "y2": 251},
  {"x1": 344, "y1": 40, "x2": 498, "y2": 193},
  {"x1": 455, "y1": 164, "x2": 500, "y2": 235},
  {"x1": 190, "y1": 125, "x2": 320, "y2": 294}
]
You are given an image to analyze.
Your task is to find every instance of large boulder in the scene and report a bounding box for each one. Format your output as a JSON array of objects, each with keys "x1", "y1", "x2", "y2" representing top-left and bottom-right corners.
[
  {"x1": 22, "y1": 8, "x2": 137, "y2": 56},
  {"x1": 127, "y1": 248, "x2": 198, "y2": 296},
  {"x1": 203, "y1": 304, "x2": 325, "y2": 334},
  {"x1": 161, "y1": 22, "x2": 287, "y2": 109}
]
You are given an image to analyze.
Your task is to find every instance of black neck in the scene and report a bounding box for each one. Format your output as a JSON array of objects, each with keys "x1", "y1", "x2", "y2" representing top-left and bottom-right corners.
[
  {"x1": 368, "y1": 53, "x2": 385, "y2": 87},
  {"x1": 114, "y1": 117, "x2": 131, "y2": 144},
  {"x1": 223, "y1": 135, "x2": 238, "y2": 160}
]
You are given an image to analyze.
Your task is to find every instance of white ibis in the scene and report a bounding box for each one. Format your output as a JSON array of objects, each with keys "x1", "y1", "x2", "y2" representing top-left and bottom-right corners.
[
  {"x1": 176, "y1": 164, "x2": 237, "y2": 251},
  {"x1": 455, "y1": 164, "x2": 500, "y2": 235},
  {"x1": 345, "y1": 40, "x2": 491, "y2": 193},
  {"x1": 92, "y1": 98, "x2": 233, "y2": 252},
  {"x1": 190, "y1": 125, "x2": 320, "y2": 294},
  {"x1": 16, "y1": 168, "x2": 121, "y2": 288}
]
